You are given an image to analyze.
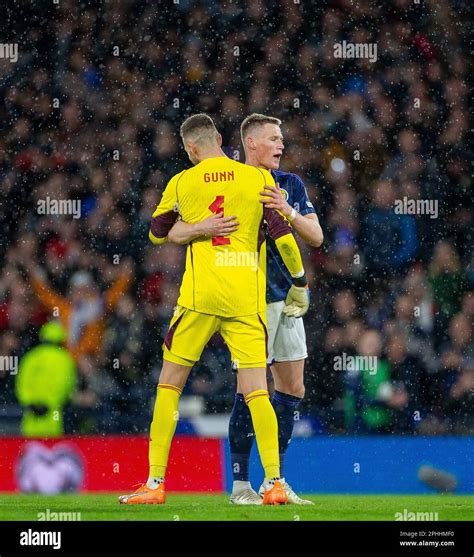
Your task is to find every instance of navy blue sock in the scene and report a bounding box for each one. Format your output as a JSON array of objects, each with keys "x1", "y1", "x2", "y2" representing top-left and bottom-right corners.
[
  {"x1": 271, "y1": 390, "x2": 302, "y2": 478},
  {"x1": 229, "y1": 393, "x2": 254, "y2": 482}
]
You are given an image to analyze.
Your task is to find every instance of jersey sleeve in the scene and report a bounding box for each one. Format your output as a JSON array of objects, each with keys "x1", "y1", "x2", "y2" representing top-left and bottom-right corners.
[
  {"x1": 149, "y1": 172, "x2": 183, "y2": 245},
  {"x1": 291, "y1": 175, "x2": 316, "y2": 217},
  {"x1": 263, "y1": 207, "x2": 304, "y2": 278},
  {"x1": 260, "y1": 169, "x2": 305, "y2": 277}
]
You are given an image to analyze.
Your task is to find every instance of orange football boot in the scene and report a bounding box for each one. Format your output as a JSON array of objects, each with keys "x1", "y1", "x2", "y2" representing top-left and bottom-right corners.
[
  {"x1": 262, "y1": 480, "x2": 288, "y2": 505},
  {"x1": 118, "y1": 482, "x2": 166, "y2": 504}
]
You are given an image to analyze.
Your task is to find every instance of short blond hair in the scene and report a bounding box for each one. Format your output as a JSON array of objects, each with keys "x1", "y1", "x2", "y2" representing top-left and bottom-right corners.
[
  {"x1": 240, "y1": 113, "x2": 282, "y2": 144},
  {"x1": 180, "y1": 113, "x2": 219, "y2": 144}
]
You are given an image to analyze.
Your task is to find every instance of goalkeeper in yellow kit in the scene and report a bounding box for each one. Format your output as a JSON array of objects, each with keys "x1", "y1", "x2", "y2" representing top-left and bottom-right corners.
[{"x1": 118, "y1": 114, "x2": 310, "y2": 505}]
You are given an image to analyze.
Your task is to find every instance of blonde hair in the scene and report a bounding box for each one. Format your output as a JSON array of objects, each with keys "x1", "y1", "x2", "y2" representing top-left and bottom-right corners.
[
  {"x1": 240, "y1": 113, "x2": 282, "y2": 144},
  {"x1": 180, "y1": 113, "x2": 218, "y2": 145}
]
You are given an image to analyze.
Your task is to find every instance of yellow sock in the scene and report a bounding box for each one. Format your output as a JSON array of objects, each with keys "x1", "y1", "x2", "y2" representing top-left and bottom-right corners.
[
  {"x1": 148, "y1": 383, "x2": 182, "y2": 479},
  {"x1": 245, "y1": 389, "x2": 280, "y2": 481}
]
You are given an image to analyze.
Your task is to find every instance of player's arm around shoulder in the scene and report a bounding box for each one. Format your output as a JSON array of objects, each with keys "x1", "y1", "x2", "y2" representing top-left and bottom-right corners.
[
  {"x1": 167, "y1": 214, "x2": 240, "y2": 245},
  {"x1": 149, "y1": 171, "x2": 184, "y2": 245},
  {"x1": 260, "y1": 174, "x2": 323, "y2": 248}
]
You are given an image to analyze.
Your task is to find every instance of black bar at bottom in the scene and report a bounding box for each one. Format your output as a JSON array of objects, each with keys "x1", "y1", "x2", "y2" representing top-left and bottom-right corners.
[{"x1": 0, "y1": 520, "x2": 471, "y2": 555}]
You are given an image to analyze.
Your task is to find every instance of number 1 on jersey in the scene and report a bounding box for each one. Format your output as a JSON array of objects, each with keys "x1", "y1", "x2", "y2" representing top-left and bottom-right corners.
[{"x1": 208, "y1": 195, "x2": 231, "y2": 246}]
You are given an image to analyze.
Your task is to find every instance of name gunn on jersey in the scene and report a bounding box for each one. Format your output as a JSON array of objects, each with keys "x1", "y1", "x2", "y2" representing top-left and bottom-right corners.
[{"x1": 204, "y1": 171, "x2": 235, "y2": 183}]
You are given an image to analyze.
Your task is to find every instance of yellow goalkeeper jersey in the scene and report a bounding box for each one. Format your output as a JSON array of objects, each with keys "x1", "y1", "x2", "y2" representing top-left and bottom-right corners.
[{"x1": 150, "y1": 156, "x2": 293, "y2": 317}]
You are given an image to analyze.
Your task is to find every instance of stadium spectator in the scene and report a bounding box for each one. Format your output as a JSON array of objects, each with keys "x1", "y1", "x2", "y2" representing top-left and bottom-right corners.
[
  {"x1": 29, "y1": 261, "x2": 132, "y2": 361},
  {"x1": 440, "y1": 313, "x2": 474, "y2": 371},
  {"x1": 345, "y1": 330, "x2": 410, "y2": 434},
  {"x1": 15, "y1": 321, "x2": 76, "y2": 437},
  {"x1": 445, "y1": 359, "x2": 474, "y2": 433},
  {"x1": 429, "y1": 241, "x2": 469, "y2": 347},
  {"x1": 362, "y1": 180, "x2": 418, "y2": 276},
  {"x1": 385, "y1": 333, "x2": 431, "y2": 432}
]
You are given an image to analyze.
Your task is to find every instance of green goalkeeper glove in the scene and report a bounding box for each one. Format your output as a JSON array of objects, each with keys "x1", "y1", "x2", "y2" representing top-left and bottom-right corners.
[{"x1": 283, "y1": 282, "x2": 310, "y2": 318}]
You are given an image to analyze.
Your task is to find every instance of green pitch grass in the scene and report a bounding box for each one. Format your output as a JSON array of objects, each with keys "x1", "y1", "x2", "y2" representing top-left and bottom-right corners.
[{"x1": 0, "y1": 493, "x2": 472, "y2": 521}]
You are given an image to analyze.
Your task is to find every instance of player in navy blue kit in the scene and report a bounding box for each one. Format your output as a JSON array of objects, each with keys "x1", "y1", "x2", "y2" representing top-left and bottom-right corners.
[
  {"x1": 165, "y1": 114, "x2": 323, "y2": 504},
  {"x1": 228, "y1": 114, "x2": 324, "y2": 504}
]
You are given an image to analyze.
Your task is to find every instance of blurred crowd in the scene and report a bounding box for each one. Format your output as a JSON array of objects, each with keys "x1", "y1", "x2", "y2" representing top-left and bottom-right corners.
[{"x1": 0, "y1": 0, "x2": 472, "y2": 435}]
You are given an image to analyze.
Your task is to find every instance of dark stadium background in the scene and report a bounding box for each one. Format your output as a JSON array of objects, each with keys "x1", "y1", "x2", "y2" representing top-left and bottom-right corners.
[{"x1": 0, "y1": 0, "x2": 472, "y2": 496}]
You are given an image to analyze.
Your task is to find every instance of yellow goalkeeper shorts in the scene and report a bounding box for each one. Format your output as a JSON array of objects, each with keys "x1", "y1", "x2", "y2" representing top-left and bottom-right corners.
[{"x1": 162, "y1": 305, "x2": 268, "y2": 369}]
